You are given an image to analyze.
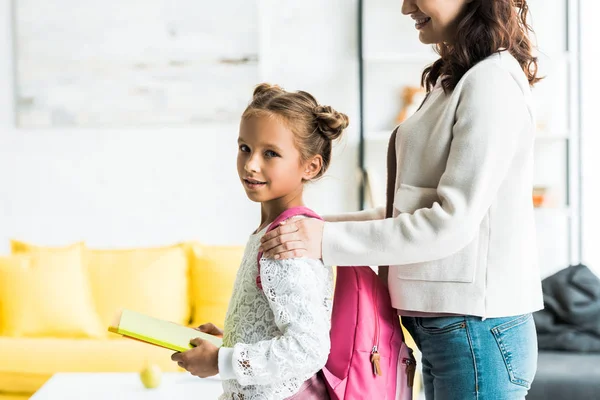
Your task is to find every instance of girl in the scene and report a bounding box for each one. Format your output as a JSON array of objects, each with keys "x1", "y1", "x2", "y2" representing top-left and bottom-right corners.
[
  {"x1": 260, "y1": 1, "x2": 543, "y2": 399},
  {"x1": 172, "y1": 83, "x2": 349, "y2": 399}
]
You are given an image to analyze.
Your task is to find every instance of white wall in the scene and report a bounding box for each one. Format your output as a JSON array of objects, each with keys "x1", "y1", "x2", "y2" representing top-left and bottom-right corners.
[
  {"x1": 2, "y1": 0, "x2": 596, "y2": 273},
  {"x1": 580, "y1": 0, "x2": 600, "y2": 274},
  {"x1": 0, "y1": 0, "x2": 360, "y2": 251}
]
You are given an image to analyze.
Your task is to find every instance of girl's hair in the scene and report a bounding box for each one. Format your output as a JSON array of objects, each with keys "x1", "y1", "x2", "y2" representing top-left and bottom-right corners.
[
  {"x1": 422, "y1": 0, "x2": 541, "y2": 93},
  {"x1": 242, "y1": 83, "x2": 349, "y2": 179}
]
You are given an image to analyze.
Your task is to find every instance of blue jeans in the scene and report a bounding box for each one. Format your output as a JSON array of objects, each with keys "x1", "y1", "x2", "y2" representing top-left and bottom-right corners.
[{"x1": 402, "y1": 314, "x2": 538, "y2": 400}]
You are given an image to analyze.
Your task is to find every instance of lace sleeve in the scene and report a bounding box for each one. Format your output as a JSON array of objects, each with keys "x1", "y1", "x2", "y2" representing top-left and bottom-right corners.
[{"x1": 231, "y1": 257, "x2": 332, "y2": 386}]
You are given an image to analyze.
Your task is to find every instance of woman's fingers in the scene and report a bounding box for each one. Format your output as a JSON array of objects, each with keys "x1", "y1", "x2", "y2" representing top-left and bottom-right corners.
[
  {"x1": 263, "y1": 240, "x2": 307, "y2": 259},
  {"x1": 260, "y1": 231, "x2": 301, "y2": 254},
  {"x1": 260, "y1": 223, "x2": 299, "y2": 245}
]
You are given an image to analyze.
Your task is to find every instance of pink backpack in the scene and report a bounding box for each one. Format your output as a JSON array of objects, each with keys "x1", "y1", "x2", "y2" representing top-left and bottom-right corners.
[{"x1": 257, "y1": 206, "x2": 415, "y2": 400}]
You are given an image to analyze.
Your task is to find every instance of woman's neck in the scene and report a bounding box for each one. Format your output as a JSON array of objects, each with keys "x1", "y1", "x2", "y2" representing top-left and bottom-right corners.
[{"x1": 257, "y1": 189, "x2": 305, "y2": 233}]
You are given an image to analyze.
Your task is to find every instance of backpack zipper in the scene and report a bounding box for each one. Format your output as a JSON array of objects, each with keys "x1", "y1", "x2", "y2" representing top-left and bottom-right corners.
[
  {"x1": 402, "y1": 357, "x2": 416, "y2": 388},
  {"x1": 370, "y1": 276, "x2": 382, "y2": 376}
]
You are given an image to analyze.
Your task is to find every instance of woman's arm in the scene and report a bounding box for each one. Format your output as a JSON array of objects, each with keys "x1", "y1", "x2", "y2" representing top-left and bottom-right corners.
[
  {"x1": 217, "y1": 258, "x2": 331, "y2": 386},
  {"x1": 322, "y1": 65, "x2": 530, "y2": 267},
  {"x1": 258, "y1": 210, "x2": 385, "y2": 260},
  {"x1": 323, "y1": 207, "x2": 385, "y2": 222}
]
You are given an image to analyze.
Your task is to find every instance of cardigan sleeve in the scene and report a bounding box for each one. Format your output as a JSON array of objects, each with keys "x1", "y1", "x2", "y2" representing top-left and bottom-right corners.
[
  {"x1": 323, "y1": 207, "x2": 385, "y2": 222},
  {"x1": 322, "y1": 63, "x2": 532, "y2": 267}
]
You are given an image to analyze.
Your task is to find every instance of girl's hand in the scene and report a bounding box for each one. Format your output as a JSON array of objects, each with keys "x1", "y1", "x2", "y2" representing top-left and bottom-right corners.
[
  {"x1": 259, "y1": 218, "x2": 325, "y2": 260},
  {"x1": 196, "y1": 323, "x2": 223, "y2": 338},
  {"x1": 171, "y1": 338, "x2": 219, "y2": 378}
]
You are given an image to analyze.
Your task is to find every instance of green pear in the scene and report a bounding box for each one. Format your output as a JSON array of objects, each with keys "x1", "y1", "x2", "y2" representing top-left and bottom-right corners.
[{"x1": 140, "y1": 363, "x2": 162, "y2": 389}]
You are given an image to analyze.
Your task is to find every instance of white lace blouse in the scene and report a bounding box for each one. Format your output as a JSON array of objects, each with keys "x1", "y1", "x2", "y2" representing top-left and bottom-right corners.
[{"x1": 217, "y1": 227, "x2": 333, "y2": 400}]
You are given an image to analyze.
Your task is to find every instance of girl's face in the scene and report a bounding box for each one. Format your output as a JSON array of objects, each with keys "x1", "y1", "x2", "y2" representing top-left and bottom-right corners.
[
  {"x1": 237, "y1": 115, "x2": 317, "y2": 205},
  {"x1": 401, "y1": 0, "x2": 471, "y2": 44}
]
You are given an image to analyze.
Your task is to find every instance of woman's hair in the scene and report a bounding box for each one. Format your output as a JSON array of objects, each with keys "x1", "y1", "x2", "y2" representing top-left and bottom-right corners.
[
  {"x1": 422, "y1": 0, "x2": 541, "y2": 93},
  {"x1": 242, "y1": 83, "x2": 349, "y2": 179}
]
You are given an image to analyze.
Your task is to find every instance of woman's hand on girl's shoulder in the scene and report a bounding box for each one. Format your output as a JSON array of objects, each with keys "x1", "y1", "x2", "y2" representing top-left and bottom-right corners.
[{"x1": 259, "y1": 218, "x2": 325, "y2": 260}]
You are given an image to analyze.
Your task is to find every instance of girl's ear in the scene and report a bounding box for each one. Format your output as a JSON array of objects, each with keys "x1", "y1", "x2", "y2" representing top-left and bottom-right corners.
[{"x1": 303, "y1": 155, "x2": 323, "y2": 181}]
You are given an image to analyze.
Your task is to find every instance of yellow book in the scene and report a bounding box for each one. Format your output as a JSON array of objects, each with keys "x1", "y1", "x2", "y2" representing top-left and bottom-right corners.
[{"x1": 108, "y1": 309, "x2": 223, "y2": 352}]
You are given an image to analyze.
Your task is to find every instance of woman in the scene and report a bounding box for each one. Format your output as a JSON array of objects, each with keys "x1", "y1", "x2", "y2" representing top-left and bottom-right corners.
[{"x1": 259, "y1": 0, "x2": 543, "y2": 399}]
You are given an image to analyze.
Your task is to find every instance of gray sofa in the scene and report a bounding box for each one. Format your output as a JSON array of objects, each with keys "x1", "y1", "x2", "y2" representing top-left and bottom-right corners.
[
  {"x1": 527, "y1": 350, "x2": 600, "y2": 399},
  {"x1": 527, "y1": 264, "x2": 600, "y2": 399}
]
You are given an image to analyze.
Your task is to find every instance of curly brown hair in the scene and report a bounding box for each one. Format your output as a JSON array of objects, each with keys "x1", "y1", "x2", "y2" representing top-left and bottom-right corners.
[{"x1": 422, "y1": 0, "x2": 541, "y2": 93}]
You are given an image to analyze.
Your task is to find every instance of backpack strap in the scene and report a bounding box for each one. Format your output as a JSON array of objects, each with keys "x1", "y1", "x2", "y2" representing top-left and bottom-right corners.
[
  {"x1": 378, "y1": 126, "x2": 399, "y2": 285},
  {"x1": 256, "y1": 206, "x2": 323, "y2": 290},
  {"x1": 385, "y1": 126, "x2": 399, "y2": 220}
]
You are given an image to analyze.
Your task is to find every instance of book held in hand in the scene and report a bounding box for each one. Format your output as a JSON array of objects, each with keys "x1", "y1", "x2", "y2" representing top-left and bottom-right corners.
[{"x1": 108, "y1": 309, "x2": 223, "y2": 352}]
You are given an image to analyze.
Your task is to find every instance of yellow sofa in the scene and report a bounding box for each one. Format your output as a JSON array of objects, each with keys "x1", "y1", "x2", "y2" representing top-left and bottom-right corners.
[
  {"x1": 0, "y1": 240, "x2": 421, "y2": 399},
  {"x1": 0, "y1": 240, "x2": 245, "y2": 400}
]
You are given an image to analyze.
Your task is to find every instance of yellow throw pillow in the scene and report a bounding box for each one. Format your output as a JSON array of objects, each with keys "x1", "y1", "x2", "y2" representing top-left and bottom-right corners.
[
  {"x1": 189, "y1": 244, "x2": 245, "y2": 329},
  {"x1": 2, "y1": 242, "x2": 104, "y2": 338},
  {"x1": 86, "y1": 244, "x2": 190, "y2": 330},
  {"x1": 10, "y1": 240, "x2": 82, "y2": 254}
]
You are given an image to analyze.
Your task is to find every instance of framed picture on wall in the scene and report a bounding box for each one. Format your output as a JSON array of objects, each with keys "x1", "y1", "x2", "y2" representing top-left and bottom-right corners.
[{"x1": 13, "y1": 0, "x2": 259, "y2": 128}]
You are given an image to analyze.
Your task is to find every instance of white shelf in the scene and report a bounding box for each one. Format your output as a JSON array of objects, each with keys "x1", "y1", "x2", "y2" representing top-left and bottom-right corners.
[
  {"x1": 534, "y1": 207, "x2": 572, "y2": 217},
  {"x1": 535, "y1": 50, "x2": 573, "y2": 63},
  {"x1": 535, "y1": 132, "x2": 571, "y2": 141}
]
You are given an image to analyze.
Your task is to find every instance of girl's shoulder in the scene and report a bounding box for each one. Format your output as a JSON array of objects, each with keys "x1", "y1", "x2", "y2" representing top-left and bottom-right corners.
[
  {"x1": 283, "y1": 215, "x2": 307, "y2": 223},
  {"x1": 269, "y1": 214, "x2": 314, "y2": 233},
  {"x1": 259, "y1": 255, "x2": 331, "y2": 291}
]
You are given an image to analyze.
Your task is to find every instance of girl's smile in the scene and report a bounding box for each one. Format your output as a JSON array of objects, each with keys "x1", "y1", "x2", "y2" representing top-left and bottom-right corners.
[{"x1": 243, "y1": 177, "x2": 267, "y2": 190}]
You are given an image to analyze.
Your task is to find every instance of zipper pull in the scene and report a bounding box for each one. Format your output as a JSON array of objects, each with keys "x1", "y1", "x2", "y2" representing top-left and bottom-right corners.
[
  {"x1": 403, "y1": 358, "x2": 416, "y2": 388},
  {"x1": 371, "y1": 346, "x2": 382, "y2": 376}
]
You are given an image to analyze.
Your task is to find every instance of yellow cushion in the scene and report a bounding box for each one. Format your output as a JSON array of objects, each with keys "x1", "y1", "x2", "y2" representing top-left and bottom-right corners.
[
  {"x1": 0, "y1": 393, "x2": 30, "y2": 400},
  {"x1": 0, "y1": 337, "x2": 182, "y2": 395},
  {"x1": 1, "y1": 242, "x2": 104, "y2": 338},
  {"x1": 10, "y1": 240, "x2": 83, "y2": 255},
  {"x1": 189, "y1": 244, "x2": 244, "y2": 328},
  {"x1": 86, "y1": 244, "x2": 190, "y2": 330},
  {"x1": 0, "y1": 371, "x2": 49, "y2": 396}
]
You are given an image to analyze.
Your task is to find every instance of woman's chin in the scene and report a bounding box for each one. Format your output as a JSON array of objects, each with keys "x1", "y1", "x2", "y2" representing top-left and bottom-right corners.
[{"x1": 418, "y1": 32, "x2": 435, "y2": 45}]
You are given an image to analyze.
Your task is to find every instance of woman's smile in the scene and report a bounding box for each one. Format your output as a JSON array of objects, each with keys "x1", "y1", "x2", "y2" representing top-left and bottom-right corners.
[{"x1": 413, "y1": 16, "x2": 432, "y2": 30}]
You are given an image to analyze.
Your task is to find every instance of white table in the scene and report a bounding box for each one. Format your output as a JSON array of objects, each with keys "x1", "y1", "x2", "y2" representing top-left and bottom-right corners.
[{"x1": 30, "y1": 372, "x2": 223, "y2": 400}]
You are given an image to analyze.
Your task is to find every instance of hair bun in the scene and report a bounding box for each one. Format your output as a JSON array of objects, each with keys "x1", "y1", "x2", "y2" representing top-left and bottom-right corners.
[
  {"x1": 313, "y1": 105, "x2": 349, "y2": 141},
  {"x1": 252, "y1": 83, "x2": 284, "y2": 99}
]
